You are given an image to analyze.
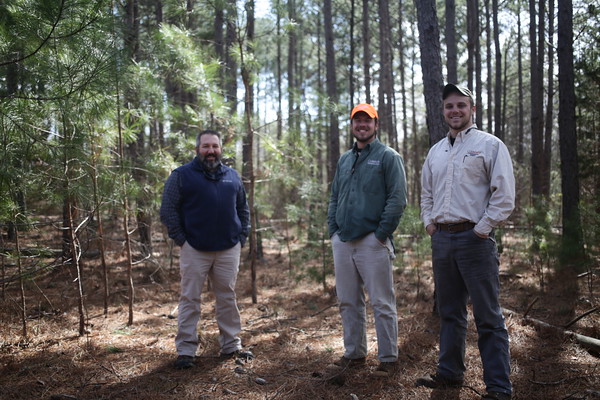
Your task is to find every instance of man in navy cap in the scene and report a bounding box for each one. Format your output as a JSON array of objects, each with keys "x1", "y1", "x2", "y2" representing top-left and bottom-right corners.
[{"x1": 417, "y1": 84, "x2": 515, "y2": 399}]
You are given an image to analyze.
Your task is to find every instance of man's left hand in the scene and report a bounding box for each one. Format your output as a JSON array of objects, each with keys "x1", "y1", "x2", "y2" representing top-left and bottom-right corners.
[{"x1": 474, "y1": 229, "x2": 488, "y2": 239}]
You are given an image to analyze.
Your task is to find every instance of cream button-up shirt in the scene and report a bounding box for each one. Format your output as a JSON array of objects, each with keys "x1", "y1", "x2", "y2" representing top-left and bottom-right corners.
[{"x1": 420, "y1": 125, "x2": 516, "y2": 236}]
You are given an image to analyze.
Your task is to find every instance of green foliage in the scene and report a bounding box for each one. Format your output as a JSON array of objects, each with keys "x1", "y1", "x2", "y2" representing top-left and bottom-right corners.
[
  {"x1": 395, "y1": 205, "x2": 430, "y2": 297},
  {"x1": 524, "y1": 200, "x2": 561, "y2": 289}
]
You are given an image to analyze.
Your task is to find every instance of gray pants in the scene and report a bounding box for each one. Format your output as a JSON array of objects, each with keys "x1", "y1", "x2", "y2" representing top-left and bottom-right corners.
[
  {"x1": 176, "y1": 241, "x2": 242, "y2": 356},
  {"x1": 332, "y1": 232, "x2": 398, "y2": 362}
]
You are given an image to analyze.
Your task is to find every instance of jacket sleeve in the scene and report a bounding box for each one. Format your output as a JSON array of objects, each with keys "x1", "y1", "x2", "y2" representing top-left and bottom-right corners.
[
  {"x1": 236, "y1": 178, "x2": 251, "y2": 247},
  {"x1": 160, "y1": 171, "x2": 186, "y2": 246},
  {"x1": 375, "y1": 151, "x2": 407, "y2": 241},
  {"x1": 327, "y1": 162, "x2": 341, "y2": 238}
]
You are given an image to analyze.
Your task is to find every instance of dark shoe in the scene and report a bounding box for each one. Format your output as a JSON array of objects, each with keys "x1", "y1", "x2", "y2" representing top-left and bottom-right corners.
[
  {"x1": 220, "y1": 349, "x2": 255, "y2": 360},
  {"x1": 482, "y1": 391, "x2": 511, "y2": 400},
  {"x1": 415, "y1": 373, "x2": 463, "y2": 389},
  {"x1": 333, "y1": 356, "x2": 366, "y2": 368},
  {"x1": 372, "y1": 361, "x2": 397, "y2": 377},
  {"x1": 174, "y1": 355, "x2": 195, "y2": 369}
]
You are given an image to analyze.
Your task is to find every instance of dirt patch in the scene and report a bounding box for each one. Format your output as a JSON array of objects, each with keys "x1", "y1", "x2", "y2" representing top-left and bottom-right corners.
[{"x1": 1, "y1": 228, "x2": 598, "y2": 399}]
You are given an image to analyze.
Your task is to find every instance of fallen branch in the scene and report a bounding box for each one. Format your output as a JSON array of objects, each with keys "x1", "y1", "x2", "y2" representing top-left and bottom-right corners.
[
  {"x1": 503, "y1": 307, "x2": 600, "y2": 355},
  {"x1": 523, "y1": 297, "x2": 539, "y2": 319},
  {"x1": 310, "y1": 303, "x2": 337, "y2": 318},
  {"x1": 563, "y1": 307, "x2": 599, "y2": 330}
]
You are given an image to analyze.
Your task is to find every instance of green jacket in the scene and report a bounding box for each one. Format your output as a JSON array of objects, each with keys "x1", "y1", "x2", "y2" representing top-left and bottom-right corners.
[{"x1": 328, "y1": 138, "x2": 407, "y2": 242}]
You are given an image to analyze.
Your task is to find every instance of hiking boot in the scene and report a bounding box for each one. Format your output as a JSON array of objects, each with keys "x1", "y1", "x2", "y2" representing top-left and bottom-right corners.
[
  {"x1": 372, "y1": 361, "x2": 397, "y2": 377},
  {"x1": 333, "y1": 356, "x2": 366, "y2": 368},
  {"x1": 415, "y1": 373, "x2": 463, "y2": 389},
  {"x1": 174, "y1": 355, "x2": 195, "y2": 369},
  {"x1": 220, "y1": 349, "x2": 255, "y2": 361},
  {"x1": 482, "y1": 391, "x2": 511, "y2": 400}
]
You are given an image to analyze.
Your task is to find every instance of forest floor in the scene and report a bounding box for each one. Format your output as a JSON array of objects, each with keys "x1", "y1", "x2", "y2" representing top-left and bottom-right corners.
[{"x1": 0, "y1": 221, "x2": 599, "y2": 400}]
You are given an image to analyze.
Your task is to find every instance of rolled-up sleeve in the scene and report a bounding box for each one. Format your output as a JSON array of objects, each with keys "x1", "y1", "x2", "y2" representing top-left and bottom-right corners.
[{"x1": 476, "y1": 142, "x2": 515, "y2": 235}]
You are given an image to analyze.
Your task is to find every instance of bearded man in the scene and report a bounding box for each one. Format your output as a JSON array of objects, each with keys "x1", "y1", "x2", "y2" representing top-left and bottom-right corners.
[{"x1": 160, "y1": 129, "x2": 252, "y2": 369}]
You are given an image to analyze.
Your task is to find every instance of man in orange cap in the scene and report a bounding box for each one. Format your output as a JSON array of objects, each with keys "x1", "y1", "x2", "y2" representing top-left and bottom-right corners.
[{"x1": 328, "y1": 103, "x2": 407, "y2": 377}]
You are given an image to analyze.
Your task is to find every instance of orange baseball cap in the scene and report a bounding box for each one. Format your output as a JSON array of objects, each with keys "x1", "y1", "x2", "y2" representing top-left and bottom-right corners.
[{"x1": 350, "y1": 103, "x2": 378, "y2": 119}]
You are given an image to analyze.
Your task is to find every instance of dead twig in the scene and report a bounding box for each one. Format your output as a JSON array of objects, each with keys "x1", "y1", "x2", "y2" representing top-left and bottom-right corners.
[
  {"x1": 563, "y1": 307, "x2": 599, "y2": 330},
  {"x1": 310, "y1": 303, "x2": 337, "y2": 318},
  {"x1": 523, "y1": 296, "x2": 539, "y2": 319}
]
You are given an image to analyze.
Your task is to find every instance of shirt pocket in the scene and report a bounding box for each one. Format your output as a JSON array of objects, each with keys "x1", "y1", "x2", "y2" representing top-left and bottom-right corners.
[
  {"x1": 361, "y1": 165, "x2": 384, "y2": 194},
  {"x1": 460, "y1": 154, "x2": 486, "y2": 184}
]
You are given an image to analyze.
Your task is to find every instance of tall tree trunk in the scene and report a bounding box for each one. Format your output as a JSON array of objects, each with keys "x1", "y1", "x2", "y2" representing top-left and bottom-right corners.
[
  {"x1": 485, "y1": 0, "x2": 492, "y2": 132},
  {"x1": 90, "y1": 139, "x2": 109, "y2": 316},
  {"x1": 378, "y1": 0, "x2": 396, "y2": 149},
  {"x1": 410, "y1": 30, "x2": 422, "y2": 206},
  {"x1": 225, "y1": 0, "x2": 238, "y2": 106},
  {"x1": 239, "y1": 27, "x2": 258, "y2": 303},
  {"x1": 414, "y1": 0, "x2": 446, "y2": 146},
  {"x1": 276, "y1": 0, "x2": 283, "y2": 140},
  {"x1": 516, "y1": 3, "x2": 525, "y2": 164},
  {"x1": 398, "y1": 0, "x2": 409, "y2": 161},
  {"x1": 543, "y1": 0, "x2": 555, "y2": 197},
  {"x1": 242, "y1": 0, "x2": 258, "y2": 263},
  {"x1": 348, "y1": 0, "x2": 356, "y2": 149},
  {"x1": 317, "y1": 10, "x2": 325, "y2": 186},
  {"x1": 530, "y1": 0, "x2": 545, "y2": 199},
  {"x1": 349, "y1": 0, "x2": 356, "y2": 106},
  {"x1": 493, "y1": 0, "x2": 502, "y2": 140},
  {"x1": 362, "y1": 0, "x2": 371, "y2": 104},
  {"x1": 467, "y1": 0, "x2": 476, "y2": 89},
  {"x1": 287, "y1": 0, "x2": 298, "y2": 138},
  {"x1": 214, "y1": 0, "x2": 225, "y2": 88},
  {"x1": 67, "y1": 201, "x2": 86, "y2": 336},
  {"x1": 557, "y1": 0, "x2": 584, "y2": 266},
  {"x1": 14, "y1": 224, "x2": 27, "y2": 338},
  {"x1": 444, "y1": 0, "x2": 457, "y2": 84},
  {"x1": 324, "y1": 0, "x2": 340, "y2": 184},
  {"x1": 474, "y1": 1, "x2": 482, "y2": 128}
]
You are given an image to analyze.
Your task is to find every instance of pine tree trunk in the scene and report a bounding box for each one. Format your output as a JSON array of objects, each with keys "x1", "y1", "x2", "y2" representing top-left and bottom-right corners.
[
  {"x1": 493, "y1": 0, "x2": 503, "y2": 140},
  {"x1": 557, "y1": 0, "x2": 584, "y2": 266},
  {"x1": 362, "y1": 0, "x2": 371, "y2": 104},
  {"x1": 324, "y1": 0, "x2": 340, "y2": 185},
  {"x1": 378, "y1": 0, "x2": 397, "y2": 149},
  {"x1": 543, "y1": 0, "x2": 555, "y2": 197},
  {"x1": 414, "y1": 0, "x2": 446, "y2": 146},
  {"x1": 444, "y1": 0, "x2": 457, "y2": 84}
]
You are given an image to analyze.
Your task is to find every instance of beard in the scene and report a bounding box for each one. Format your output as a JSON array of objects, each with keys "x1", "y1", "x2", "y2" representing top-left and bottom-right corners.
[
  {"x1": 354, "y1": 130, "x2": 377, "y2": 143},
  {"x1": 199, "y1": 153, "x2": 221, "y2": 171}
]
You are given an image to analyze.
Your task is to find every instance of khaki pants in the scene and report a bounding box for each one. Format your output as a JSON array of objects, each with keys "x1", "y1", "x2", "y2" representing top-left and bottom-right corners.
[
  {"x1": 176, "y1": 241, "x2": 242, "y2": 356},
  {"x1": 332, "y1": 232, "x2": 398, "y2": 362}
]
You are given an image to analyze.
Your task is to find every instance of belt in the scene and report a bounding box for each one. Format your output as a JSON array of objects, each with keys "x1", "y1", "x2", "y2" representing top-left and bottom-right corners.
[{"x1": 436, "y1": 222, "x2": 476, "y2": 233}]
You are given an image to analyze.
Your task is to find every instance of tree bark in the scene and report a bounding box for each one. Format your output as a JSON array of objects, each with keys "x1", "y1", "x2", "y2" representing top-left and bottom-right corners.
[
  {"x1": 378, "y1": 0, "x2": 397, "y2": 149},
  {"x1": 444, "y1": 0, "x2": 457, "y2": 84},
  {"x1": 493, "y1": 0, "x2": 502, "y2": 140},
  {"x1": 414, "y1": 0, "x2": 446, "y2": 146},
  {"x1": 543, "y1": 0, "x2": 555, "y2": 197},
  {"x1": 516, "y1": 3, "x2": 525, "y2": 164},
  {"x1": 530, "y1": 0, "x2": 545, "y2": 199},
  {"x1": 557, "y1": 0, "x2": 584, "y2": 266},
  {"x1": 485, "y1": 0, "x2": 492, "y2": 132},
  {"x1": 324, "y1": 0, "x2": 340, "y2": 185},
  {"x1": 362, "y1": 0, "x2": 371, "y2": 104}
]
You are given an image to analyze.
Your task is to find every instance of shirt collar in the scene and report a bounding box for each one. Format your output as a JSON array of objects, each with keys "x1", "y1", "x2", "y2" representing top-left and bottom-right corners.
[{"x1": 447, "y1": 124, "x2": 477, "y2": 142}]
